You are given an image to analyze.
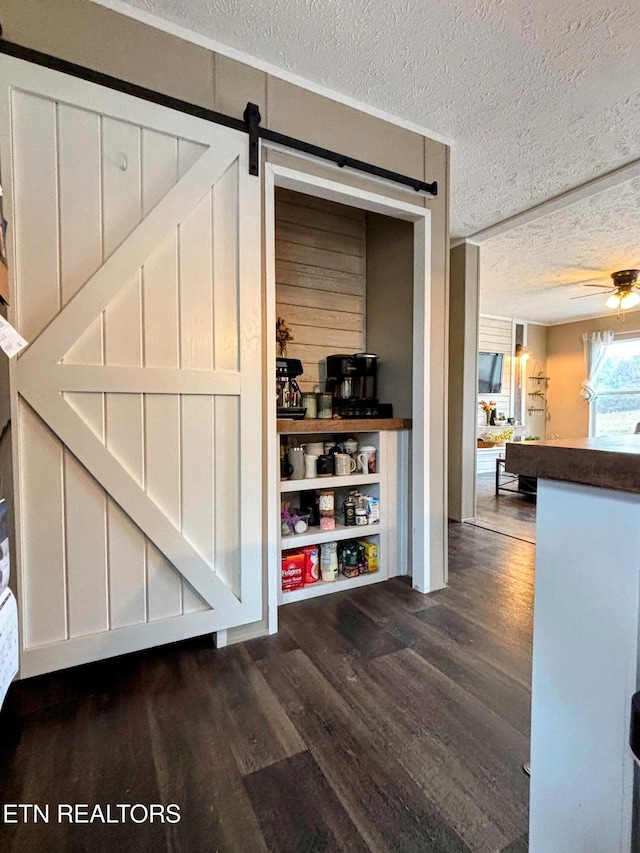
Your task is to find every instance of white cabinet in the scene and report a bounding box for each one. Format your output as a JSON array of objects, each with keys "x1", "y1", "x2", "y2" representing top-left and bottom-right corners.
[{"x1": 275, "y1": 424, "x2": 409, "y2": 607}]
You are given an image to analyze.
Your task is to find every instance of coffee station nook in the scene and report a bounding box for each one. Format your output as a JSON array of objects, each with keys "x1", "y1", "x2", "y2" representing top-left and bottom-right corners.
[
  {"x1": 260, "y1": 171, "x2": 441, "y2": 640},
  {"x1": 276, "y1": 348, "x2": 411, "y2": 606}
]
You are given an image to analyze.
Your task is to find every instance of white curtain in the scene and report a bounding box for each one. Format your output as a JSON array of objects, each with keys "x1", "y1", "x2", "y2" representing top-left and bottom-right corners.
[{"x1": 580, "y1": 330, "x2": 614, "y2": 402}]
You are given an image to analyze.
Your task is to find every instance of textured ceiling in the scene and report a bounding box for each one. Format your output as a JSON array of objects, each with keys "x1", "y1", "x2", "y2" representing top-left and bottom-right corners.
[
  {"x1": 480, "y1": 177, "x2": 640, "y2": 325},
  {"x1": 101, "y1": 0, "x2": 640, "y2": 240},
  {"x1": 98, "y1": 0, "x2": 640, "y2": 325}
]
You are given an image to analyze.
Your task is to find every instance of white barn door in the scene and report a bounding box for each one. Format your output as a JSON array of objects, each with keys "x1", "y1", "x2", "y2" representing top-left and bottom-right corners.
[{"x1": 0, "y1": 56, "x2": 262, "y2": 677}]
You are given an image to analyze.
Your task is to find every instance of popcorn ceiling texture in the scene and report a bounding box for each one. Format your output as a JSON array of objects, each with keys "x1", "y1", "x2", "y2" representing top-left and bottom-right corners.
[
  {"x1": 112, "y1": 0, "x2": 640, "y2": 241},
  {"x1": 480, "y1": 177, "x2": 640, "y2": 324}
]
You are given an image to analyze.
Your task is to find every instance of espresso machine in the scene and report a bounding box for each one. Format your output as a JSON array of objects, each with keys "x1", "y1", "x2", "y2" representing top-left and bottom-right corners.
[
  {"x1": 325, "y1": 353, "x2": 392, "y2": 418},
  {"x1": 276, "y1": 357, "x2": 306, "y2": 419}
]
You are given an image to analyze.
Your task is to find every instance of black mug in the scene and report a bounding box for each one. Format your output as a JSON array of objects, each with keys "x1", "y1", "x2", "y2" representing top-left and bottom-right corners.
[
  {"x1": 280, "y1": 457, "x2": 294, "y2": 480},
  {"x1": 316, "y1": 454, "x2": 334, "y2": 477}
]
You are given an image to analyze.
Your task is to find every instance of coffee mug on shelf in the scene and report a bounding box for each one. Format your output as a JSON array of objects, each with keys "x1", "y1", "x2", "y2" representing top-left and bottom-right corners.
[
  {"x1": 343, "y1": 438, "x2": 358, "y2": 456},
  {"x1": 357, "y1": 445, "x2": 377, "y2": 474},
  {"x1": 280, "y1": 457, "x2": 294, "y2": 480},
  {"x1": 306, "y1": 442, "x2": 324, "y2": 458},
  {"x1": 287, "y1": 446, "x2": 305, "y2": 480},
  {"x1": 334, "y1": 453, "x2": 356, "y2": 476},
  {"x1": 316, "y1": 454, "x2": 334, "y2": 477},
  {"x1": 304, "y1": 454, "x2": 318, "y2": 479}
]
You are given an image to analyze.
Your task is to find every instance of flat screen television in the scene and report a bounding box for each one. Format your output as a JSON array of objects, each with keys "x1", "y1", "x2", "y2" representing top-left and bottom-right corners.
[{"x1": 478, "y1": 351, "x2": 504, "y2": 394}]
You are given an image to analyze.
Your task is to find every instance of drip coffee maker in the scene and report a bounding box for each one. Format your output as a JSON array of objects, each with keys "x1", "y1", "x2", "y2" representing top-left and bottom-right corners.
[{"x1": 325, "y1": 352, "x2": 392, "y2": 418}]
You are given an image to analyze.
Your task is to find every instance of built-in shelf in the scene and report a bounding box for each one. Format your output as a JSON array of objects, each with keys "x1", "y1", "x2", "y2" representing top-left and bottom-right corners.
[
  {"x1": 281, "y1": 523, "x2": 382, "y2": 550},
  {"x1": 279, "y1": 568, "x2": 384, "y2": 604},
  {"x1": 276, "y1": 418, "x2": 411, "y2": 434},
  {"x1": 280, "y1": 472, "x2": 379, "y2": 492}
]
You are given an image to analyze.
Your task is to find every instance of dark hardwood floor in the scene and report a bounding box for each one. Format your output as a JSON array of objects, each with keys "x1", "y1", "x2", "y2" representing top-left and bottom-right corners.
[
  {"x1": 0, "y1": 523, "x2": 534, "y2": 852},
  {"x1": 469, "y1": 473, "x2": 536, "y2": 544}
]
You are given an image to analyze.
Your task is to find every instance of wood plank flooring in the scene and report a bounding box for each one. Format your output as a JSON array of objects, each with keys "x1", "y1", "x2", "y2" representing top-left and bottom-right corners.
[
  {"x1": 0, "y1": 523, "x2": 533, "y2": 852},
  {"x1": 469, "y1": 473, "x2": 536, "y2": 544}
]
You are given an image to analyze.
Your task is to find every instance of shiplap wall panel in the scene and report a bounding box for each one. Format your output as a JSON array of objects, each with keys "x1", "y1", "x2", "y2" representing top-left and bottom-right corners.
[
  {"x1": 275, "y1": 187, "x2": 366, "y2": 393},
  {"x1": 276, "y1": 262, "x2": 364, "y2": 295},
  {"x1": 478, "y1": 316, "x2": 513, "y2": 425}
]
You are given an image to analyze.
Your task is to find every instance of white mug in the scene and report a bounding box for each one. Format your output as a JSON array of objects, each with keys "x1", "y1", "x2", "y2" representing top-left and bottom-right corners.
[
  {"x1": 304, "y1": 454, "x2": 318, "y2": 478},
  {"x1": 357, "y1": 445, "x2": 377, "y2": 474},
  {"x1": 306, "y1": 442, "x2": 324, "y2": 457},
  {"x1": 334, "y1": 453, "x2": 356, "y2": 476},
  {"x1": 288, "y1": 446, "x2": 305, "y2": 480}
]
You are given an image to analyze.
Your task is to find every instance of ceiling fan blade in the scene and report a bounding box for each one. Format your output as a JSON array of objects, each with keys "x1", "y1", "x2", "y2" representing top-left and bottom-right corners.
[
  {"x1": 581, "y1": 284, "x2": 612, "y2": 289},
  {"x1": 570, "y1": 291, "x2": 612, "y2": 300}
]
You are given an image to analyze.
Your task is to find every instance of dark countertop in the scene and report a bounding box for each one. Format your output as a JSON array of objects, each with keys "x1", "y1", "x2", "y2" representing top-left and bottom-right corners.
[{"x1": 506, "y1": 436, "x2": 640, "y2": 495}]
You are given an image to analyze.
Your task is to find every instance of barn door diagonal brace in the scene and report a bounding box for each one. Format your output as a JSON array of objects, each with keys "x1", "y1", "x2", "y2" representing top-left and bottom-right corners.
[{"x1": 0, "y1": 35, "x2": 437, "y2": 196}]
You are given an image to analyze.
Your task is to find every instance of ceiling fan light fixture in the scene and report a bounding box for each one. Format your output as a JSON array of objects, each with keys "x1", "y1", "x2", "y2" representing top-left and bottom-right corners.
[
  {"x1": 620, "y1": 291, "x2": 640, "y2": 309},
  {"x1": 606, "y1": 293, "x2": 622, "y2": 309}
]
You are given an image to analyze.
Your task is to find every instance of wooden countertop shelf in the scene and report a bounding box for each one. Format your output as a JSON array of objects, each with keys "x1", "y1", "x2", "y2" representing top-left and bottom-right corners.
[
  {"x1": 276, "y1": 417, "x2": 411, "y2": 434},
  {"x1": 506, "y1": 436, "x2": 640, "y2": 495}
]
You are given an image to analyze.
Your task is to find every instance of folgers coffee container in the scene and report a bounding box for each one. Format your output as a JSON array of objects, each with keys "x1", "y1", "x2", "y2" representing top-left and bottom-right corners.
[
  {"x1": 303, "y1": 545, "x2": 320, "y2": 585},
  {"x1": 281, "y1": 551, "x2": 305, "y2": 592}
]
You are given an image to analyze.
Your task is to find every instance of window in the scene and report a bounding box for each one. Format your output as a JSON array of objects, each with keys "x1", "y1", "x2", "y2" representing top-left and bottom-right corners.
[{"x1": 593, "y1": 337, "x2": 640, "y2": 436}]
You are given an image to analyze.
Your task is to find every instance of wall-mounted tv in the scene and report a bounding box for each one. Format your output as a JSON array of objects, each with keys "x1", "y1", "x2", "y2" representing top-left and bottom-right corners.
[{"x1": 478, "y1": 351, "x2": 504, "y2": 394}]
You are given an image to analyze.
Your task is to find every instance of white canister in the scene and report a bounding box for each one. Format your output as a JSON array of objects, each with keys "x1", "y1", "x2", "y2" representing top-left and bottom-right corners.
[
  {"x1": 304, "y1": 454, "x2": 318, "y2": 479},
  {"x1": 320, "y1": 542, "x2": 338, "y2": 582}
]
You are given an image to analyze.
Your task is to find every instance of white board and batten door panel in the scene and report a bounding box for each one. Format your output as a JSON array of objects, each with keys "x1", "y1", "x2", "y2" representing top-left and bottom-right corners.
[{"x1": 0, "y1": 55, "x2": 262, "y2": 677}]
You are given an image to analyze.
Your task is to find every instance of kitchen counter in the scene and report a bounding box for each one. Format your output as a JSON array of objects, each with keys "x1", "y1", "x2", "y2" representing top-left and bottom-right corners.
[
  {"x1": 276, "y1": 417, "x2": 411, "y2": 433},
  {"x1": 506, "y1": 435, "x2": 640, "y2": 494},
  {"x1": 511, "y1": 435, "x2": 640, "y2": 852}
]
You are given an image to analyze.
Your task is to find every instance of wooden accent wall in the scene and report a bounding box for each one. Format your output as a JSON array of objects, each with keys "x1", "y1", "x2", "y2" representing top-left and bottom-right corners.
[
  {"x1": 478, "y1": 315, "x2": 513, "y2": 426},
  {"x1": 275, "y1": 188, "x2": 366, "y2": 393}
]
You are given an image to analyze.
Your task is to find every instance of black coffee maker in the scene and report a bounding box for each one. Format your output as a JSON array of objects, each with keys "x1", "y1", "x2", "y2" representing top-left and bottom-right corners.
[
  {"x1": 276, "y1": 357, "x2": 306, "y2": 419},
  {"x1": 325, "y1": 353, "x2": 392, "y2": 418}
]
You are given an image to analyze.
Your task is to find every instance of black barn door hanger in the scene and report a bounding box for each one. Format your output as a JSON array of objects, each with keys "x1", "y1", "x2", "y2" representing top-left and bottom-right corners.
[{"x1": 0, "y1": 30, "x2": 437, "y2": 197}]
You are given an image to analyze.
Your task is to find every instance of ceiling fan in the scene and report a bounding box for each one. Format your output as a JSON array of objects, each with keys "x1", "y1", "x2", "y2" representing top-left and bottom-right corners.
[{"x1": 571, "y1": 269, "x2": 640, "y2": 311}]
